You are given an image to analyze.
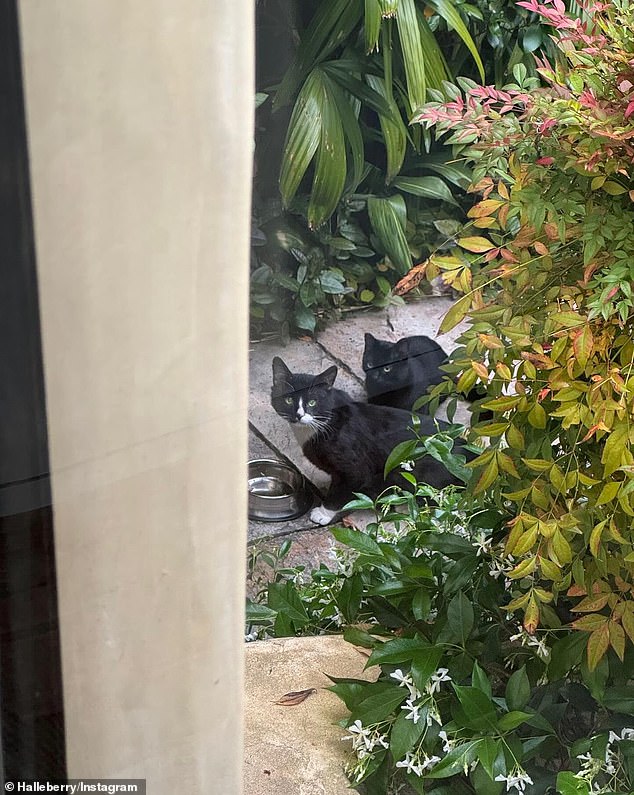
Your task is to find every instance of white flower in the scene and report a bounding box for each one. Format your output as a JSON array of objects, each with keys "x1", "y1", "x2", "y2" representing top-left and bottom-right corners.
[
  {"x1": 495, "y1": 768, "x2": 534, "y2": 793},
  {"x1": 489, "y1": 559, "x2": 506, "y2": 579},
  {"x1": 426, "y1": 667, "x2": 452, "y2": 695},
  {"x1": 390, "y1": 668, "x2": 422, "y2": 700},
  {"x1": 401, "y1": 699, "x2": 421, "y2": 724},
  {"x1": 420, "y1": 753, "x2": 441, "y2": 771},
  {"x1": 608, "y1": 727, "x2": 634, "y2": 744},
  {"x1": 472, "y1": 531, "x2": 492, "y2": 556},
  {"x1": 509, "y1": 629, "x2": 550, "y2": 660},
  {"x1": 438, "y1": 730, "x2": 454, "y2": 753},
  {"x1": 401, "y1": 460, "x2": 415, "y2": 472},
  {"x1": 396, "y1": 752, "x2": 423, "y2": 777}
]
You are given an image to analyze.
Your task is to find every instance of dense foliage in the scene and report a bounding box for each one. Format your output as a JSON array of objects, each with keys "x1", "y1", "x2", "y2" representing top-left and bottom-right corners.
[
  {"x1": 408, "y1": 0, "x2": 634, "y2": 673},
  {"x1": 247, "y1": 437, "x2": 634, "y2": 794},
  {"x1": 251, "y1": 0, "x2": 560, "y2": 338}
]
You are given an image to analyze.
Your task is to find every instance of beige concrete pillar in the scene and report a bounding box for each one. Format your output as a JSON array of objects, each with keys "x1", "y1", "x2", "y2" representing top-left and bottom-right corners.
[{"x1": 18, "y1": 2, "x2": 252, "y2": 792}]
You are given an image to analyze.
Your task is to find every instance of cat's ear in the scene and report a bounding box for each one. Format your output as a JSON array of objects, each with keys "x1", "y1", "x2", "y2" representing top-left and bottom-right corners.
[
  {"x1": 364, "y1": 333, "x2": 378, "y2": 349},
  {"x1": 272, "y1": 356, "x2": 292, "y2": 387},
  {"x1": 312, "y1": 365, "x2": 338, "y2": 389},
  {"x1": 363, "y1": 333, "x2": 377, "y2": 369}
]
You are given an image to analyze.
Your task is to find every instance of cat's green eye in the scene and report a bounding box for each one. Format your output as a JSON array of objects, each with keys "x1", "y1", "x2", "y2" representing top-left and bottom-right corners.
[
  {"x1": 383, "y1": 365, "x2": 392, "y2": 373},
  {"x1": 284, "y1": 397, "x2": 293, "y2": 405},
  {"x1": 307, "y1": 399, "x2": 317, "y2": 408}
]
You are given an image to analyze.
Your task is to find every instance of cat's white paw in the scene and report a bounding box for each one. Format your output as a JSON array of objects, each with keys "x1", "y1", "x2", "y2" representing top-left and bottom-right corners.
[{"x1": 310, "y1": 505, "x2": 338, "y2": 526}]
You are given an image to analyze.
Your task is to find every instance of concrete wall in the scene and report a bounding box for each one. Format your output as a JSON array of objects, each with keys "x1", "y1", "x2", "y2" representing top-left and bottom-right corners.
[{"x1": 18, "y1": 2, "x2": 252, "y2": 792}]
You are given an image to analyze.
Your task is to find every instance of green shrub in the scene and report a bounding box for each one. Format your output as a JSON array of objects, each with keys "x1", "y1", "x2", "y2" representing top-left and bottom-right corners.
[
  {"x1": 246, "y1": 432, "x2": 634, "y2": 793},
  {"x1": 412, "y1": 0, "x2": 634, "y2": 671}
]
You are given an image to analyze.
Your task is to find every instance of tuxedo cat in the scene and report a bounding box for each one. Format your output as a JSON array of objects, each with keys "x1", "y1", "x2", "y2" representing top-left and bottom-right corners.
[
  {"x1": 271, "y1": 356, "x2": 469, "y2": 525},
  {"x1": 362, "y1": 333, "x2": 448, "y2": 412}
]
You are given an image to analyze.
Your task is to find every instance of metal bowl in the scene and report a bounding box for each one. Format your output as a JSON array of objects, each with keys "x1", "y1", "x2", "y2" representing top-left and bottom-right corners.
[{"x1": 248, "y1": 459, "x2": 313, "y2": 521}]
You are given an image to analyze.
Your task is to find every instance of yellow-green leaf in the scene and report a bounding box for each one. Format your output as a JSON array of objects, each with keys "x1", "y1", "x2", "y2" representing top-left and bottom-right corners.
[
  {"x1": 527, "y1": 403, "x2": 547, "y2": 429},
  {"x1": 523, "y1": 458, "x2": 552, "y2": 472},
  {"x1": 473, "y1": 457, "x2": 499, "y2": 495},
  {"x1": 596, "y1": 481, "x2": 620, "y2": 507},
  {"x1": 540, "y1": 557, "x2": 561, "y2": 581},
  {"x1": 609, "y1": 621, "x2": 625, "y2": 661},
  {"x1": 481, "y1": 395, "x2": 522, "y2": 412},
  {"x1": 573, "y1": 326, "x2": 594, "y2": 369},
  {"x1": 589, "y1": 520, "x2": 607, "y2": 557},
  {"x1": 602, "y1": 180, "x2": 627, "y2": 195},
  {"x1": 506, "y1": 424, "x2": 525, "y2": 450},
  {"x1": 439, "y1": 293, "x2": 472, "y2": 333},
  {"x1": 512, "y1": 524, "x2": 539, "y2": 557},
  {"x1": 507, "y1": 557, "x2": 537, "y2": 580},
  {"x1": 587, "y1": 624, "x2": 609, "y2": 671},
  {"x1": 457, "y1": 236, "x2": 495, "y2": 253},
  {"x1": 572, "y1": 593, "x2": 610, "y2": 613},
  {"x1": 572, "y1": 614, "x2": 608, "y2": 632},
  {"x1": 550, "y1": 530, "x2": 572, "y2": 565},
  {"x1": 622, "y1": 609, "x2": 634, "y2": 645}
]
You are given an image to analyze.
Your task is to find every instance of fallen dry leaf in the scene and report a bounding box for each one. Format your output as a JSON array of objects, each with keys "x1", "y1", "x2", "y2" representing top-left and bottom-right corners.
[
  {"x1": 273, "y1": 688, "x2": 317, "y2": 706},
  {"x1": 394, "y1": 260, "x2": 428, "y2": 296}
]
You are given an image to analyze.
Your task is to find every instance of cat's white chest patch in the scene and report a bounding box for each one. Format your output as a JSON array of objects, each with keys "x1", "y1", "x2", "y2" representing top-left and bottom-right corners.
[{"x1": 292, "y1": 422, "x2": 317, "y2": 445}]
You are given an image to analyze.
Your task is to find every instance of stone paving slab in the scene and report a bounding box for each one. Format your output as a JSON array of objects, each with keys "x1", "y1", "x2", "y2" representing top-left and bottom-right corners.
[
  {"x1": 244, "y1": 636, "x2": 377, "y2": 795},
  {"x1": 317, "y1": 295, "x2": 469, "y2": 381}
]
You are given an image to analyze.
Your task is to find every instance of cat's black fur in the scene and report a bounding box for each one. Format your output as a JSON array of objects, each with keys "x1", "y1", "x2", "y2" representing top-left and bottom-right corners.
[
  {"x1": 271, "y1": 356, "x2": 470, "y2": 513},
  {"x1": 362, "y1": 333, "x2": 489, "y2": 417},
  {"x1": 362, "y1": 333, "x2": 448, "y2": 412}
]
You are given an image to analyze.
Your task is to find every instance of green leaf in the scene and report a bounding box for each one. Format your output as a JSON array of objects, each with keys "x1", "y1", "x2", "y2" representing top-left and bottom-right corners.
[
  {"x1": 368, "y1": 196, "x2": 412, "y2": 274},
  {"x1": 476, "y1": 737, "x2": 504, "y2": 782},
  {"x1": 245, "y1": 600, "x2": 277, "y2": 623},
  {"x1": 326, "y1": 79, "x2": 365, "y2": 193},
  {"x1": 395, "y1": 0, "x2": 427, "y2": 110},
  {"x1": 384, "y1": 439, "x2": 419, "y2": 476},
  {"x1": 279, "y1": 70, "x2": 323, "y2": 207},
  {"x1": 427, "y1": 0, "x2": 485, "y2": 81},
  {"x1": 497, "y1": 710, "x2": 533, "y2": 732},
  {"x1": 447, "y1": 591, "x2": 474, "y2": 646},
  {"x1": 392, "y1": 175, "x2": 458, "y2": 205},
  {"x1": 350, "y1": 683, "x2": 408, "y2": 724},
  {"x1": 412, "y1": 588, "x2": 431, "y2": 620},
  {"x1": 328, "y1": 679, "x2": 370, "y2": 710},
  {"x1": 319, "y1": 269, "x2": 349, "y2": 294},
  {"x1": 309, "y1": 74, "x2": 347, "y2": 228},
  {"x1": 274, "y1": 0, "x2": 364, "y2": 110},
  {"x1": 426, "y1": 740, "x2": 481, "y2": 779},
  {"x1": 472, "y1": 660, "x2": 492, "y2": 698},
  {"x1": 410, "y1": 647, "x2": 444, "y2": 692},
  {"x1": 505, "y1": 666, "x2": 530, "y2": 711},
  {"x1": 364, "y1": 0, "x2": 382, "y2": 52},
  {"x1": 556, "y1": 771, "x2": 591, "y2": 795},
  {"x1": 267, "y1": 582, "x2": 309, "y2": 625},
  {"x1": 331, "y1": 526, "x2": 384, "y2": 558},
  {"x1": 452, "y1": 686, "x2": 498, "y2": 731},
  {"x1": 365, "y1": 637, "x2": 429, "y2": 667},
  {"x1": 294, "y1": 302, "x2": 316, "y2": 332},
  {"x1": 390, "y1": 709, "x2": 427, "y2": 760},
  {"x1": 601, "y1": 686, "x2": 634, "y2": 716},
  {"x1": 521, "y1": 25, "x2": 543, "y2": 53},
  {"x1": 439, "y1": 293, "x2": 472, "y2": 333},
  {"x1": 366, "y1": 74, "x2": 407, "y2": 181}
]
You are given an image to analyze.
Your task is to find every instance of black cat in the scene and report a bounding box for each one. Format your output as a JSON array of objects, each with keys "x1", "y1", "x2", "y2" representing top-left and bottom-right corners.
[
  {"x1": 362, "y1": 333, "x2": 448, "y2": 412},
  {"x1": 271, "y1": 356, "x2": 470, "y2": 525}
]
